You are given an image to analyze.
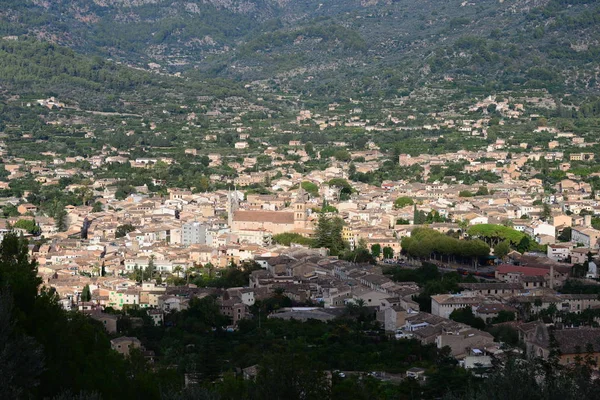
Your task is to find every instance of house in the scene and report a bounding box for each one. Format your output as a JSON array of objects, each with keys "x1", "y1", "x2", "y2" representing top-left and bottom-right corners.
[
  {"x1": 17, "y1": 203, "x2": 38, "y2": 215},
  {"x1": 547, "y1": 243, "x2": 574, "y2": 262},
  {"x1": 110, "y1": 336, "x2": 142, "y2": 356},
  {"x1": 524, "y1": 324, "x2": 600, "y2": 368},
  {"x1": 435, "y1": 327, "x2": 496, "y2": 357},
  {"x1": 147, "y1": 309, "x2": 164, "y2": 326},
  {"x1": 431, "y1": 294, "x2": 487, "y2": 319},
  {"x1": 572, "y1": 226, "x2": 600, "y2": 249},
  {"x1": 89, "y1": 311, "x2": 119, "y2": 334},
  {"x1": 377, "y1": 305, "x2": 407, "y2": 332}
]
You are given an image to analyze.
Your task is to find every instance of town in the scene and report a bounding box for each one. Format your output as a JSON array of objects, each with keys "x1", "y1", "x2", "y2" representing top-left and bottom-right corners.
[{"x1": 2, "y1": 88, "x2": 600, "y2": 385}]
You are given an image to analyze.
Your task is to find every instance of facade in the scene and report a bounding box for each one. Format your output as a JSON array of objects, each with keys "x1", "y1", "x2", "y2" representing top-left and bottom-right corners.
[
  {"x1": 182, "y1": 222, "x2": 207, "y2": 246},
  {"x1": 110, "y1": 336, "x2": 142, "y2": 356},
  {"x1": 572, "y1": 226, "x2": 600, "y2": 248},
  {"x1": 547, "y1": 243, "x2": 574, "y2": 261}
]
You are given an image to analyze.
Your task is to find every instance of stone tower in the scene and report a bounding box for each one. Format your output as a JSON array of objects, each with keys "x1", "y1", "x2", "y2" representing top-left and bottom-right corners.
[
  {"x1": 294, "y1": 185, "x2": 308, "y2": 230},
  {"x1": 227, "y1": 188, "x2": 240, "y2": 228}
]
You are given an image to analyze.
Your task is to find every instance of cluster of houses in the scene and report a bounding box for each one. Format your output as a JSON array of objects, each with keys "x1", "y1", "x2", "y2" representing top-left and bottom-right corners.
[{"x1": 2, "y1": 91, "x2": 600, "y2": 370}]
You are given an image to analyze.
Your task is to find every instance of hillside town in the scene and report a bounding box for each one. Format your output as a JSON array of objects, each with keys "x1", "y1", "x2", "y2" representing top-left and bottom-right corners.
[{"x1": 2, "y1": 92, "x2": 600, "y2": 375}]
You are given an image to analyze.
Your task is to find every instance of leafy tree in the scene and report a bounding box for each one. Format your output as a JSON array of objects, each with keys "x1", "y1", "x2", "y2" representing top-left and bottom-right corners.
[
  {"x1": 558, "y1": 227, "x2": 572, "y2": 242},
  {"x1": 253, "y1": 351, "x2": 331, "y2": 400},
  {"x1": 493, "y1": 240, "x2": 510, "y2": 260},
  {"x1": 491, "y1": 310, "x2": 515, "y2": 324},
  {"x1": 468, "y1": 224, "x2": 526, "y2": 246},
  {"x1": 91, "y1": 202, "x2": 103, "y2": 213},
  {"x1": 382, "y1": 246, "x2": 394, "y2": 259},
  {"x1": 80, "y1": 284, "x2": 91, "y2": 302},
  {"x1": 449, "y1": 307, "x2": 486, "y2": 330},
  {"x1": 0, "y1": 292, "x2": 44, "y2": 399},
  {"x1": 273, "y1": 232, "x2": 315, "y2": 246},
  {"x1": 55, "y1": 206, "x2": 68, "y2": 232},
  {"x1": 370, "y1": 244, "x2": 382, "y2": 258},
  {"x1": 300, "y1": 181, "x2": 319, "y2": 197},
  {"x1": 517, "y1": 236, "x2": 532, "y2": 253},
  {"x1": 393, "y1": 196, "x2": 414, "y2": 208},
  {"x1": 13, "y1": 219, "x2": 41, "y2": 235},
  {"x1": 542, "y1": 203, "x2": 552, "y2": 221},
  {"x1": 487, "y1": 325, "x2": 519, "y2": 346},
  {"x1": 327, "y1": 178, "x2": 354, "y2": 201},
  {"x1": 116, "y1": 224, "x2": 136, "y2": 238},
  {"x1": 475, "y1": 186, "x2": 489, "y2": 196},
  {"x1": 0, "y1": 233, "x2": 42, "y2": 319},
  {"x1": 314, "y1": 214, "x2": 347, "y2": 256}
]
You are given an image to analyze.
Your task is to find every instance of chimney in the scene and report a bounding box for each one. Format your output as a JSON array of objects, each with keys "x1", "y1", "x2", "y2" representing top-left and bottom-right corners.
[{"x1": 584, "y1": 214, "x2": 592, "y2": 228}]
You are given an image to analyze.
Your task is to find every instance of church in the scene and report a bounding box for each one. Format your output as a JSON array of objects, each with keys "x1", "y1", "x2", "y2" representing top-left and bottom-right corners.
[{"x1": 229, "y1": 187, "x2": 310, "y2": 235}]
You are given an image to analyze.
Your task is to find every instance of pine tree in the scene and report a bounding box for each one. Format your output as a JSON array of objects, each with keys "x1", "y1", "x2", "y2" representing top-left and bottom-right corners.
[
  {"x1": 81, "y1": 284, "x2": 91, "y2": 302},
  {"x1": 55, "y1": 207, "x2": 67, "y2": 232},
  {"x1": 101, "y1": 261, "x2": 106, "y2": 277}
]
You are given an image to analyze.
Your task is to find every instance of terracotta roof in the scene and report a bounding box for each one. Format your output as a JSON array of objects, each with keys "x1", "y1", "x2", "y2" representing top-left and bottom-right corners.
[
  {"x1": 554, "y1": 328, "x2": 600, "y2": 354},
  {"x1": 234, "y1": 210, "x2": 294, "y2": 224},
  {"x1": 497, "y1": 265, "x2": 546, "y2": 276}
]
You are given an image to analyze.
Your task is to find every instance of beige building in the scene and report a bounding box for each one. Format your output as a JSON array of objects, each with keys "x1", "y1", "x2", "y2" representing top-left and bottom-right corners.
[{"x1": 111, "y1": 336, "x2": 142, "y2": 356}]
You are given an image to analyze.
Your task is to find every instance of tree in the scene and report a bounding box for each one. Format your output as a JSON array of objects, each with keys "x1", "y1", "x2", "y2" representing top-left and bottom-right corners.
[
  {"x1": 558, "y1": 227, "x2": 572, "y2": 242},
  {"x1": 273, "y1": 232, "x2": 315, "y2": 246},
  {"x1": 81, "y1": 284, "x2": 91, "y2": 302},
  {"x1": 475, "y1": 186, "x2": 489, "y2": 196},
  {"x1": 383, "y1": 246, "x2": 394, "y2": 259},
  {"x1": 91, "y1": 202, "x2": 103, "y2": 212},
  {"x1": 0, "y1": 233, "x2": 42, "y2": 319},
  {"x1": 493, "y1": 240, "x2": 510, "y2": 260},
  {"x1": 0, "y1": 292, "x2": 44, "y2": 399},
  {"x1": 115, "y1": 224, "x2": 136, "y2": 238},
  {"x1": 413, "y1": 204, "x2": 427, "y2": 225},
  {"x1": 517, "y1": 236, "x2": 532, "y2": 253},
  {"x1": 542, "y1": 203, "x2": 552, "y2": 221},
  {"x1": 491, "y1": 310, "x2": 515, "y2": 324},
  {"x1": 101, "y1": 261, "x2": 106, "y2": 277},
  {"x1": 314, "y1": 214, "x2": 346, "y2": 256},
  {"x1": 394, "y1": 196, "x2": 414, "y2": 208},
  {"x1": 146, "y1": 255, "x2": 156, "y2": 281},
  {"x1": 327, "y1": 178, "x2": 354, "y2": 201},
  {"x1": 13, "y1": 219, "x2": 41, "y2": 235},
  {"x1": 449, "y1": 307, "x2": 486, "y2": 330},
  {"x1": 55, "y1": 206, "x2": 67, "y2": 232},
  {"x1": 300, "y1": 181, "x2": 319, "y2": 197},
  {"x1": 253, "y1": 351, "x2": 331, "y2": 400},
  {"x1": 370, "y1": 244, "x2": 382, "y2": 258}
]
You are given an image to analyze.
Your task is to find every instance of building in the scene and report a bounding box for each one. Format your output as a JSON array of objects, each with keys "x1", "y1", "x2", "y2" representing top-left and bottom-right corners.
[
  {"x1": 547, "y1": 243, "x2": 574, "y2": 262},
  {"x1": 17, "y1": 203, "x2": 38, "y2": 215},
  {"x1": 524, "y1": 324, "x2": 600, "y2": 368},
  {"x1": 431, "y1": 294, "x2": 487, "y2": 319},
  {"x1": 569, "y1": 153, "x2": 594, "y2": 161},
  {"x1": 110, "y1": 336, "x2": 142, "y2": 356},
  {"x1": 182, "y1": 222, "x2": 207, "y2": 246},
  {"x1": 572, "y1": 226, "x2": 600, "y2": 248},
  {"x1": 89, "y1": 312, "x2": 119, "y2": 334},
  {"x1": 231, "y1": 188, "x2": 308, "y2": 235}
]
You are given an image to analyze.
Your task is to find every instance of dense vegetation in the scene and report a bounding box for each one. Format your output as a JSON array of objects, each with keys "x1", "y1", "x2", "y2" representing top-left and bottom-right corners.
[{"x1": 1, "y1": 0, "x2": 599, "y2": 98}]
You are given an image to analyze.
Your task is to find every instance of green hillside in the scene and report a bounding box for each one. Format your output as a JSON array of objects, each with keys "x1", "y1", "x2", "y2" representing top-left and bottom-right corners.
[{"x1": 0, "y1": 0, "x2": 599, "y2": 99}]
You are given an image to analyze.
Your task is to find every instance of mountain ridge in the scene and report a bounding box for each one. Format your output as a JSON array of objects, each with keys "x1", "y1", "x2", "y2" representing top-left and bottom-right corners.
[{"x1": 1, "y1": 0, "x2": 599, "y2": 99}]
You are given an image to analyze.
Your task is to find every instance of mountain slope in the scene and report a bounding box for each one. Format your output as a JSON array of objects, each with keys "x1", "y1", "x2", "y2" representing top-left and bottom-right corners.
[{"x1": 0, "y1": 0, "x2": 599, "y2": 98}]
